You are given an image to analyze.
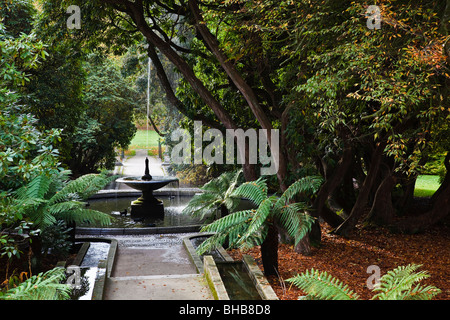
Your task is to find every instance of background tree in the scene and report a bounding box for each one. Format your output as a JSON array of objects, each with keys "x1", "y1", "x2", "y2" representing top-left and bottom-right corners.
[{"x1": 68, "y1": 55, "x2": 138, "y2": 175}]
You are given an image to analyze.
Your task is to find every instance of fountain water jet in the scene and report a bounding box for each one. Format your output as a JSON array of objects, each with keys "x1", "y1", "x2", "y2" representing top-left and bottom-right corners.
[{"x1": 115, "y1": 157, "x2": 178, "y2": 219}]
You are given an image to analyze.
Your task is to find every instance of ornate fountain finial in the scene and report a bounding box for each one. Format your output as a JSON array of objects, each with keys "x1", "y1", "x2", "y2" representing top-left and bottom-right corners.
[{"x1": 141, "y1": 157, "x2": 153, "y2": 181}]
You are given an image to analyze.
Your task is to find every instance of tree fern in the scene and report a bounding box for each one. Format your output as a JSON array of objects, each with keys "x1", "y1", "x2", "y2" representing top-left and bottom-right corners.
[
  {"x1": 197, "y1": 176, "x2": 321, "y2": 257},
  {"x1": 0, "y1": 267, "x2": 71, "y2": 300},
  {"x1": 287, "y1": 268, "x2": 360, "y2": 300},
  {"x1": 182, "y1": 169, "x2": 243, "y2": 220},
  {"x1": 14, "y1": 172, "x2": 113, "y2": 228},
  {"x1": 287, "y1": 264, "x2": 441, "y2": 300},
  {"x1": 277, "y1": 202, "x2": 314, "y2": 245}
]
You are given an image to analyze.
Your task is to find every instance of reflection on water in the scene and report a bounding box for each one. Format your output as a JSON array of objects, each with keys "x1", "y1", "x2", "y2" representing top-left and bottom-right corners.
[
  {"x1": 190, "y1": 235, "x2": 262, "y2": 300},
  {"x1": 80, "y1": 242, "x2": 109, "y2": 267},
  {"x1": 83, "y1": 196, "x2": 208, "y2": 228},
  {"x1": 216, "y1": 262, "x2": 262, "y2": 300},
  {"x1": 190, "y1": 236, "x2": 225, "y2": 262},
  {"x1": 67, "y1": 266, "x2": 97, "y2": 300},
  {"x1": 68, "y1": 242, "x2": 110, "y2": 300}
]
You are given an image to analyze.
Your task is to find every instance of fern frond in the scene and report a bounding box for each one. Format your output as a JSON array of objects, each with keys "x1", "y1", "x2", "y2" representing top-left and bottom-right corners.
[
  {"x1": 286, "y1": 269, "x2": 360, "y2": 300},
  {"x1": 237, "y1": 224, "x2": 268, "y2": 250},
  {"x1": 15, "y1": 174, "x2": 52, "y2": 200},
  {"x1": 183, "y1": 170, "x2": 242, "y2": 220},
  {"x1": 0, "y1": 268, "x2": 71, "y2": 300},
  {"x1": 55, "y1": 207, "x2": 112, "y2": 227},
  {"x1": 197, "y1": 218, "x2": 250, "y2": 255},
  {"x1": 276, "y1": 176, "x2": 323, "y2": 207},
  {"x1": 402, "y1": 284, "x2": 441, "y2": 300},
  {"x1": 49, "y1": 173, "x2": 113, "y2": 205},
  {"x1": 231, "y1": 177, "x2": 268, "y2": 206},
  {"x1": 181, "y1": 192, "x2": 220, "y2": 218},
  {"x1": 372, "y1": 264, "x2": 440, "y2": 300},
  {"x1": 223, "y1": 169, "x2": 243, "y2": 199},
  {"x1": 197, "y1": 209, "x2": 254, "y2": 254},
  {"x1": 236, "y1": 197, "x2": 275, "y2": 247},
  {"x1": 17, "y1": 200, "x2": 57, "y2": 228},
  {"x1": 200, "y1": 209, "x2": 254, "y2": 234},
  {"x1": 277, "y1": 202, "x2": 315, "y2": 244},
  {"x1": 222, "y1": 196, "x2": 240, "y2": 213},
  {"x1": 195, "y1": 231, "x2": 229, "y2": 255}
]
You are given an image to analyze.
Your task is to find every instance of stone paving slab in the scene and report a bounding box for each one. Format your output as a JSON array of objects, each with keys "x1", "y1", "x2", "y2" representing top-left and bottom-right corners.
[
  {"x1": 103, "y1": 274, "x2": 213, "y2": 300},
  {"x1": 111, "y1": 247, "x2": 197, "y2": 277}
]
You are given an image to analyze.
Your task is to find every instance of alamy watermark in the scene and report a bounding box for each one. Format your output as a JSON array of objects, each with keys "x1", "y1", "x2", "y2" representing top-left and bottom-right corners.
[
  {"x1": 65, "y1": 265, "x2": 81, "y2": 289},
  {"x1": 366, "y1": 265, "x2": 381, "y2": 289},
  {"x1": 171, "y1": 121, "x2": 279, "y2": 176},
  {"x1": 66, "y1": 5, "x2": 81, "y2": 30},
  {"x1": 366, "y1": 5, "x2": 381, "y2": 30}
]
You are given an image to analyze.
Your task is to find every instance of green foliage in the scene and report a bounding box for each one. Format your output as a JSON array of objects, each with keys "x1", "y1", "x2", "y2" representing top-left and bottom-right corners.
[
  {"x1": 196, "y1": 176, "x2": 322, "y2": 254},
  {"x1": 0, "y1": 0, "x2": 36, "y2": 37},
  {"x1": 182, "y1": 169, "x2": 243, "y2": 221},
  {"x1": 12, "y1": 171, "x2": 114, "y2": 228},
  {"x1": 0, "y1": 107, "x2": 62, "y2": 191},
  {"x1": 287, "y1": 264, "x2": 441, "y2": 300},
  {"x1": 285, "y1": 0, "x2": 449, "y2": 176},
  {"x1": 22, "y1": 42, "x2": 86, "y2": 163},
  {"x1": 0, "y1": 267, "x2": 71, "y2": 300},
  {"x1": 0, "y1": 22, "x2": 47, "y2": 93},
  {"x1": 67, "y1": 55, "x2": 138, "y2": 174},
  {"x1": 287, "y1": 268, "x2": 360, "y2": 300},
  {"x1": 372, "y1": 264, "x2": 441, "y2": 300},
  {"x1": 41, "y1": 220, "x2": 73, "y2": 258},
  {"x1": 0, "y1": 22, "x2": 61, "y2": 192}
]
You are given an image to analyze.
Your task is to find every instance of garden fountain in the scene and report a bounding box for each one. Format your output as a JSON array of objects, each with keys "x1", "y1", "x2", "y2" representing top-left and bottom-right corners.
[{"x1": 115, "y1": 157, "x2": 178, "y2": 219}]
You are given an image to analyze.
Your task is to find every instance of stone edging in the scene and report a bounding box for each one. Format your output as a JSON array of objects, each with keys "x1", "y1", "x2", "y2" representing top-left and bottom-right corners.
[
  {"x1": 182, "y1": 233, "x2": 278, "y2": 300},
  {"x1": 62, "y1": 237, "x2": 118, "y2": 300}
]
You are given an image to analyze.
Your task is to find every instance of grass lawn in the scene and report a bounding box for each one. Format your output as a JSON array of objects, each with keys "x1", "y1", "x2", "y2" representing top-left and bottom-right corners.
[
  {"x1": 129, "y1": 129, "x2": 161, "y2": 149},
  {"x1": 414, "y1": 175, "x2": 441, "y2": 197}
]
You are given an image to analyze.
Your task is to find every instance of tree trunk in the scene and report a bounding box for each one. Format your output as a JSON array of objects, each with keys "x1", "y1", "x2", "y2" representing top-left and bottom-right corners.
[
  {"x1": 394, "y1": 181, "x2": 450, "y2": 233},
  {"x1": 333, "y1": 140, "x2": 386, "y2": 236},
  {"x1": 393, "y1": 152, "x2": 449, "y2": 233},
  {"x1": 365, "y1": 173, "x2": 396, "y2": 225},
  {"x1": 431, "y1": 152, "x2": 450, "y2": 202},
  {"x1": 313, "y1": 144, "x2": 352, "y2": 228},
  {"x1": 126, "y1": 2, "x2": 237, "y2": 132},
  {"x1": 188, "y1": 0, "x2": 288, "y2": 190},
  {"x1": 261, "y1": 222, "x2": 279, "y2": 276},
  {"x1": 146, "y1": 44, "x2": 223, "y2": 130},
  {"x1": 294, "y1": 220, "x2": 320, "y2": 256},
  {"x1": 394, "y1": 174, "x2": 417, "y2": 214},
  {"x1": 294, "y1": 145, "x2": 352, "y2": 255}
]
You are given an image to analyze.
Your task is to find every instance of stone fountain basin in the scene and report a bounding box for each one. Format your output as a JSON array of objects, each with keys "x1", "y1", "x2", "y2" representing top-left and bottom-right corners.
[{"x1": 115, "y1": 176, "x2": 178, "y2": 191}]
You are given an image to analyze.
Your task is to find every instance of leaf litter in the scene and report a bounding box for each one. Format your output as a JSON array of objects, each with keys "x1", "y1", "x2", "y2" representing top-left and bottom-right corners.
[{"x1": 228, "y1": 222, "x2": 450, "y2": 300}]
